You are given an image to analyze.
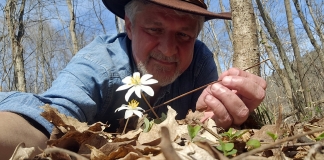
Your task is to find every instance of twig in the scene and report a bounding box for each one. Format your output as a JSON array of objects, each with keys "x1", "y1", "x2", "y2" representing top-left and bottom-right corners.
[
  {"x1": 141, "y1": 92, "x2": 159, "y2": 118},
  {"x1": 192, "y1": 118, "x2": 222, "y2": 139},
  {"x1": 144, "y1": 59, "x2": 270, "y2": 113},
  {"x1": 122, "y1": 118, "x2": 130, "y2": 135},
  {"x1": 43, "y1": 147, "x2": 89, "y2": 160},
  {"x1": 304, "y1": 143, "x2": 323, "y2": 160},
  {"x1": 231, "y1": 127, "x2": 324, "y2": 160}
]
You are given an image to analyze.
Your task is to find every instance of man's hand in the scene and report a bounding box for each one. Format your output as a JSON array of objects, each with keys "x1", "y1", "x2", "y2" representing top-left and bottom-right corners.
[{"x1": 196, "y1": 68, "x2": 267, "y2": 129}]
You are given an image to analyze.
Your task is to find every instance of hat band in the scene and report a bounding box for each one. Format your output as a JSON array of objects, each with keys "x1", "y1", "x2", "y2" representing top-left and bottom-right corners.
[{"x1": 181, "y1": 0, "x2": 207, "y2": 9}]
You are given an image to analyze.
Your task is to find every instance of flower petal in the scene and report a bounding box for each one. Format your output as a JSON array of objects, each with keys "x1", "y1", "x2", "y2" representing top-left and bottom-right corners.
[
  {"x1": 142, "y1": 79, "x2": 158, "y2": 85},
  {"x1": 136, "y1": 107, "x2": 145, "y2": 111},
  {"x1": 133, "y1": 110, "x2": 143, "y2": 118},
  {"x1": 134, "y1": 85, "x2": 142, "y2": 98},
  {"x1": 122, "y1": 76, "x2": 132, "y2": 84},
  {"x1": 140, "y1": 74, "x2": 153, "y2": 82},
  {"x1": 125, "y1": 86, "x2": 136, "y2": 102},
  {"x1": 124, "y1": 110, "x2": 133, "y2": 119},
  {"x1": 141, "y1": 85, "x2": 154, "y2": 96},
  {"x1": 133, "y1": 72, "x2": 140, "y2": 78},
  {"x1": 116, "y1": 84, "x2": 132, "y2": 91},
  {"x1": 115, "y1": 105, "x2": 129, "y2": 112}
]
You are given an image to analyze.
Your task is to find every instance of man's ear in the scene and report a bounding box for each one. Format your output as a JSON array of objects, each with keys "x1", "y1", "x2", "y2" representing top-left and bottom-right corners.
[{"x1": 125, "y1": 16, "x2": 132, "y2": 40}]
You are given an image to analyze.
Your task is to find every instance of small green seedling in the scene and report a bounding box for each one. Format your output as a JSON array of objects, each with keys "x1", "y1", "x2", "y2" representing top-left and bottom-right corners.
[
  {"x1": 315, "y1": 132, "x2": 324, "y2": 141},
  {"x1": 143, "y1": 117, "x2": 154, "y2": 132},
  {"x1": 246, "y1": 139, "x2": 261, "y2": 151},
  {"x1": 143, "y1": 113, "x2": 167, "y2": 132},
  {"x1": 266, "y1": 131, "x2": 278, "y2": 142},
  {"x1": 153, "y1": 112, "x2": 167, "y2": 124},
  {"x1": 216, "y1": 140, "x2": 237, "y2": 157},
  {"x1": 221, "y1": 128, "x2": 248, "y2": 142},
  {"x1": 187, "y1": 125, "x2": 201, "y2": 141}
]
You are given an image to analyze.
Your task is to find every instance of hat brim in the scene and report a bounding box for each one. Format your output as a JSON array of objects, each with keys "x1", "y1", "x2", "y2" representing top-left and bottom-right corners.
[{"x1": 102, "y1": 0, "x2": 231, "y2": 21}]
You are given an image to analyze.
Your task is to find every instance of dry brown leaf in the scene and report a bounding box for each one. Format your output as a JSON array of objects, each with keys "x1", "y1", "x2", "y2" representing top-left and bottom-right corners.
[
  {"x1": 107, "y1": 145, "x2": 142, "y2": 159},
  {"x1": 138, "y1": 106, "x2": 187, "y2": 145},
  {"x1": 114, "y1": 128, "x2": 143, "y2": 142},
  {"x1": 41, "y1": 104, "x2": 90, "y2": 133},
  {"x1": 86, "y1": 144, "x2": 108, "y2": 160},
  {"x1": 78, "y1": 133, "x2": 110, "y2": 154},
  {"x1": 9, "y1": 142, "x2": 35, "y2": 160},
  {"x1": 99, "y1": 140, "x2": 136, "y2": 155},
  {"x1": 200, "y1": 118, "x2": 218, "y2": 142}
]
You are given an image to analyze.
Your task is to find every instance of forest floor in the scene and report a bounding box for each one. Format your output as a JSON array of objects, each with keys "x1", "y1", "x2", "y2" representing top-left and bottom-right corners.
[{"x1": 10, "y1": 105, "x2": 324, "y2": 160}]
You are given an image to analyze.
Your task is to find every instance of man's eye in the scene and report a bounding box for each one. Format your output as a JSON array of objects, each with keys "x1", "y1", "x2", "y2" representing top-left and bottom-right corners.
[
  {"x1": 146, "y1": 28, "x2": 161, "y2": 34},
  {"x1": 178, "y1": 32, "x2": 190, "y2": 41}
]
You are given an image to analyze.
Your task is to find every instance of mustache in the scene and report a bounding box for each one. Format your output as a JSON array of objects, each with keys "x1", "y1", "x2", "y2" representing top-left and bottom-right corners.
[{"x1": 150, "y1": 52, "x2": 178, "y2": 63}]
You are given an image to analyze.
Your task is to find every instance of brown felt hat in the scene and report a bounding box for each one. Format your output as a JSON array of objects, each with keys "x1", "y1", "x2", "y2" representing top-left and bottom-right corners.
[{"x1": 102, "y1": 0, "x2": 232, "y2": 21}]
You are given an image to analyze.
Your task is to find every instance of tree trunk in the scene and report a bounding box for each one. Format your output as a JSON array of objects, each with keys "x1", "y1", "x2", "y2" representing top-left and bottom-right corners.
[
  {"x1": 115, "y1": 16, "x2": 124, "y2": 33},
  {"x1": 305, "y1": 0, "x2": 324, "y2": 56},
  {"x1": 284, "y1": 0, "x2": 312, "y2": 108},
  {"x1": 208, "y1": 21, "x2": 223, "y2": 75},
  {"x1": 219, "y1": 0, "x2": 233, "y2": 42},
  {"x1": 256, "y1": 0, "x2": 305, "y2": 118},
  {"x1": 5, "y1": 0, "x2": 27, "y2": 92},
  {"x1": 257, "y1": 19, "x2": 294, "y2": 112},
  {"x1": 230, "y1": 0, "x2": 260, "y2": 75},
  {"x1": 292, "y1": 0, "x2": 324, "y2": 69},
  {"x1": 66, "y1": 0, "x2": 78, "y2": 55}
]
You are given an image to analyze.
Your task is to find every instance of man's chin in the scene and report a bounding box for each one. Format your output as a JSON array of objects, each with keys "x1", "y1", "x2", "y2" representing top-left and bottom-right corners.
[
  {"x1": 137, "y1": 62, "x2": 181, "y2": 86},
  {"x1": 152, "y1": 72, "x2": 180, "y2": 87}
]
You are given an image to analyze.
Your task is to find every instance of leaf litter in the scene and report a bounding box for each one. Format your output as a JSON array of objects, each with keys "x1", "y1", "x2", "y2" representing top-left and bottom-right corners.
[{"x1": 9, "y1": 104, "x2": 324, "y2": 160}]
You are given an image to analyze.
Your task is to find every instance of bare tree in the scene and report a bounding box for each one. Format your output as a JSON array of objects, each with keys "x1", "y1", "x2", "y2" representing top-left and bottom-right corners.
[
  {"x1": 115, "y1": 16, "x2": 124, "y2": 33},
  {"x1": 230, "y1": 0, "x2": 260, "y2": 75},
  {"x1": 5, "y1": 0, "x2": 27, "y2": 92},
  {"x1": 284, "y1": 0, "x2": 312, "y2": 108},
  {"x1": 256, "y1": 0, "x2": 306, "y2": 118},
  {"x1": 292, "y1": 0, "x2": 324, "y2": 68},
  {"x1": 66, "y1": 0, "x2": 78, "y2": 55}
]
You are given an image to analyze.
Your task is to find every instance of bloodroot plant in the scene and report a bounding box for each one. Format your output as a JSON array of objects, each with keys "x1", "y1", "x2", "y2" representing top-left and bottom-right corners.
[{"x1": 115, "y1": 72, "x2": 158, "y2": 134}]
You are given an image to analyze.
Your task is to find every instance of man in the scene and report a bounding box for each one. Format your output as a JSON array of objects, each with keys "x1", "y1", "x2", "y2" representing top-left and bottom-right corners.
[{"x1": 0, "y1": 0, "x2": 266, "y2": 158}]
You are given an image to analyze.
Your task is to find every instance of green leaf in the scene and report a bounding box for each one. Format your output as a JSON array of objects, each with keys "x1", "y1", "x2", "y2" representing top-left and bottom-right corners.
[
  {"x1": 266, "y1": 131, "x2": 278, "y2": 141},
  {"x1": 246, "y1": 139, "x2": 261, "y2": 150},
  {"x1": 223, "y1": 143, "x2": 234, "y2": 152},
  {"x1": 143, "y1": 117, "x2": 151, "y2": 132},
  {"x1": 216, "y1": 145, "x2": 223, "y2": 151},
  {"x1": 226, "y1": 149, "x2": 237, "y2": 156},
  {"x1": 187, "y1": 125, "x2": 201, "y2": 141},
  {"x1": 315, "y1": 132, "x2": 324, "y2": 141},
  {"x1": 154, "y1": 112, "x2": 167, "y2": 124}
]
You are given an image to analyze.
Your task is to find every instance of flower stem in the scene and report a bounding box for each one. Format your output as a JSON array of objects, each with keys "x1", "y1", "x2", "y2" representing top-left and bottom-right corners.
[
  {"x1": 141, "y1": 92, "x2": 159, "y2": 118},
  {"x1": 143, "y1": 58, "x2": 270, "y2": 114},
  {"x1": 122, "y1": 118, "x2": 130, "y2": 135}
]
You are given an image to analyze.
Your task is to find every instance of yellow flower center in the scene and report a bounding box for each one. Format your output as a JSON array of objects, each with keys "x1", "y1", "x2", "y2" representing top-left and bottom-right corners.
[
  {"x1": 130, "y1": 75, "x2": 141, "y2": 85},
  {"x1": 128, "y1": 99, "x2": 139, "y2": 109}
]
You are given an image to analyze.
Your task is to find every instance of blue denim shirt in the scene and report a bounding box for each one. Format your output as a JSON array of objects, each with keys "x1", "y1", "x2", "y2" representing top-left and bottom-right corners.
[{"x1": 0, "y1": 33, "x2": 218, "y2": 133}]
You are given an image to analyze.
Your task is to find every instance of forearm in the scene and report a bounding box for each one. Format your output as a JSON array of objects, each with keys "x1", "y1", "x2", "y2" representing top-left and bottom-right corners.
[{"x1": 0, "y1": 112, "x2": 48, "y2": 159}]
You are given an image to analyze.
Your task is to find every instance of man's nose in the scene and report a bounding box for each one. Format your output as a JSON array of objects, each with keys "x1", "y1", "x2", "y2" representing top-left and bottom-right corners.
[{"x1": 158, "y1": 34, "x2": 178, "y2": 57}]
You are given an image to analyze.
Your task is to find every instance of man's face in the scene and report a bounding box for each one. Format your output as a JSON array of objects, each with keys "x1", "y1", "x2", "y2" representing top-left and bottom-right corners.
[{"x1": 125, "y1": 4, "x2": 200, "y2": 86}]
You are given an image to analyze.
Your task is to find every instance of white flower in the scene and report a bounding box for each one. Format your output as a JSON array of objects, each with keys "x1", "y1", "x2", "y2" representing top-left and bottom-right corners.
[
  {"x1": 115, "y1": 99, "x2": 145, "y2": 119},
  {"x1": 116, "y1": 72, "x2": 158, "y2": 102}
]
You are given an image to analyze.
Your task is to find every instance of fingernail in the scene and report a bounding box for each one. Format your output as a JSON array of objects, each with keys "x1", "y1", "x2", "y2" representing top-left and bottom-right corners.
[
  {"x1": 222, "y1": 76, "x2": 231, "y2": 85},
  {"x1": 212, "y1": 83, "x2": 226, "y2": 93},
  {"x1": 205, "y1": 94, "x2": 213, "y2": 100}
]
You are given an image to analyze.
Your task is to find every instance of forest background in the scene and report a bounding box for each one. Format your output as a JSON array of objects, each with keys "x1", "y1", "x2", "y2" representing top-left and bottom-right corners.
[{"x1": 0, "y1": 0, "x2": 323, "y2": 125}]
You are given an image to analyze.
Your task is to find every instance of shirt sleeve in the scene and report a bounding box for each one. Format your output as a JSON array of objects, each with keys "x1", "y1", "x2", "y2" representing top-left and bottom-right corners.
[{"x1": 0, "y1": 37, "x2": 112, "y2": 134}]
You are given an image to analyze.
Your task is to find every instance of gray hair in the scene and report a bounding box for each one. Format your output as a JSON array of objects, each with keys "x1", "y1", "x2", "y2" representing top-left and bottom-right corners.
[{"x1": 124, "y1": 0, "x2": 205, "y2": 36}]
